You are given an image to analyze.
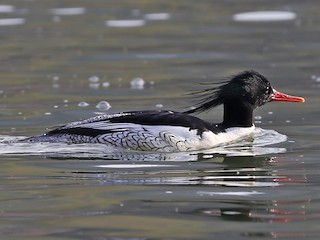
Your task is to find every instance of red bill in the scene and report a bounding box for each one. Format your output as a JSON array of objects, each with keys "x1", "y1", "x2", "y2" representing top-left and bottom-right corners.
[{"x1": 271, "y1": 89, "x2": 305, "y2": 103}]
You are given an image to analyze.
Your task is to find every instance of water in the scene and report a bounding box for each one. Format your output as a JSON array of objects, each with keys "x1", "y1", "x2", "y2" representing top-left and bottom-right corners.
[{"x1": 0, "y1": 1, "x2": 319, "y2": 239}]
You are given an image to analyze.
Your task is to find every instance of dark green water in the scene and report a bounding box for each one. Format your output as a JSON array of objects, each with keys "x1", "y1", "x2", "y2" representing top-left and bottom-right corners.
[{"x1": 0, "y1": 1, "x2": 319, "y2": 239}]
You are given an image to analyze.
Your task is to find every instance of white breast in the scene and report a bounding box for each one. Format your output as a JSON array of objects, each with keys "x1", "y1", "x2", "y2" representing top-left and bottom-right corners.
[{"x1": 198, "y1": 125, "x2": 255, "y2": 150}]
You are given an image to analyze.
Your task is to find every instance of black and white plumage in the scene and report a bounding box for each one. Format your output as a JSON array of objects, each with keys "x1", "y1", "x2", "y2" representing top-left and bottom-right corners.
[{"x1": 20, "y1": 70, "x2": 304, "y2": 152}]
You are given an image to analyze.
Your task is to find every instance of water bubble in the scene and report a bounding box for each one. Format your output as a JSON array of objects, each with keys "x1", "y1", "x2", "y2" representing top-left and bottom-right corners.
[
  {"x1": 52, "y1": 75, "x2": 60, "y2": 81},
  {"x1": 131, "y1": 9, "x2": 141, "y2": 17},
  {"x1": 254, "y1": 115, "x2": 262, "y2": 124},
  {"x1": 52, "y1": 16, "x2": 61, "y2": 23},
  {"x1": 155, "y1": 104, "x2": 163, "y2": 108},
  {"x1": 44, "y1": 112, "x2": 52, "y2": 116},
  {"x1": 102, "y1": 82, "x2": 110, "y2": 88},
  {"x1": 88, "y1": 75, "x2": 100, "y2": 83},
  {"x1": 130, "y1": 77, "x2": 145, "y2": 89},
  {"x1": 78, "y1": 101, "x2": 89, "y2": 107},
  {"x1": 96, "y1": 101, "x2": 111, "y2": 111},
  {"x1": 117, "y1": 78, "x2": 123, "y2": 87},
  {"x1": 89, "y1": 83, "x2": 100, "y2": 89}
]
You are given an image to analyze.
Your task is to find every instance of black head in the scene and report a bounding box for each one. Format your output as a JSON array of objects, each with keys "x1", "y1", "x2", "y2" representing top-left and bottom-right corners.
[
  {"x1": 185, "y1": 70, "x2": 304, "y2": 128},
  {"x1": 221, "y1": 70, "x2": 272, "y2": 107},
  {"x1": 185, "y1": 70, "x2": 273, "y2": 114}
]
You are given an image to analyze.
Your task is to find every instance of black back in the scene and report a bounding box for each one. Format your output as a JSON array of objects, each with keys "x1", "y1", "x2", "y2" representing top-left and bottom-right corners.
[{"x1": 48, "y1": 110, "x2": 224, "y2": 137}]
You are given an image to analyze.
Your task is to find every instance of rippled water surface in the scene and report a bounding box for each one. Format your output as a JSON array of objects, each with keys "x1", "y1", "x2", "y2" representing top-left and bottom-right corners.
[{"x1": 0, "y1": 1, "x2": 319, "y2": 239}]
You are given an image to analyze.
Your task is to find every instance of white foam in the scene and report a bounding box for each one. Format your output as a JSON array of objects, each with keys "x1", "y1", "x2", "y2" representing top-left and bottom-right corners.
[
  {"x1": 0, "y1": 5, "x2": 15, "y2": 13},
  {"x1": 50, "y1": 7, "x2": 86, "y2": 15},
  {"x1": 0, "y1": 18, "x2": 25, "y2": 26},
  {"x1": 233, "y1": 11, "x2": 297, "y2": 22},
  {"x1": 144, "y1": 13, "x2": 170, "y2": 20},
  {"x1": 106, "y1": 19, "x2": 145, "y2": 27},
  {"x1": 197, "y1": 191, "x2": 265, "y2": 196}
]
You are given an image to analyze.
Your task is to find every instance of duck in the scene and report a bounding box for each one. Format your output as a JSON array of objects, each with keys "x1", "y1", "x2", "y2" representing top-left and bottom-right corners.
[{"x1": 20, "y1": 70, "x2": 304, "y2": 152}]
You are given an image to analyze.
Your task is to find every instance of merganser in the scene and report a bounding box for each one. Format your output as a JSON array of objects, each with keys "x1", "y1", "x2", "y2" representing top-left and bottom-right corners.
[{"x1": 20, "y1": 70, "x2": 304, "y2": 152}]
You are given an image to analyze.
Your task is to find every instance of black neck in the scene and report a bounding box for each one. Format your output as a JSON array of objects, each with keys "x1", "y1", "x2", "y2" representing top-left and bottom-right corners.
[{"x1": 222, "y1": 102, "x2": 253, "y2": 128}]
